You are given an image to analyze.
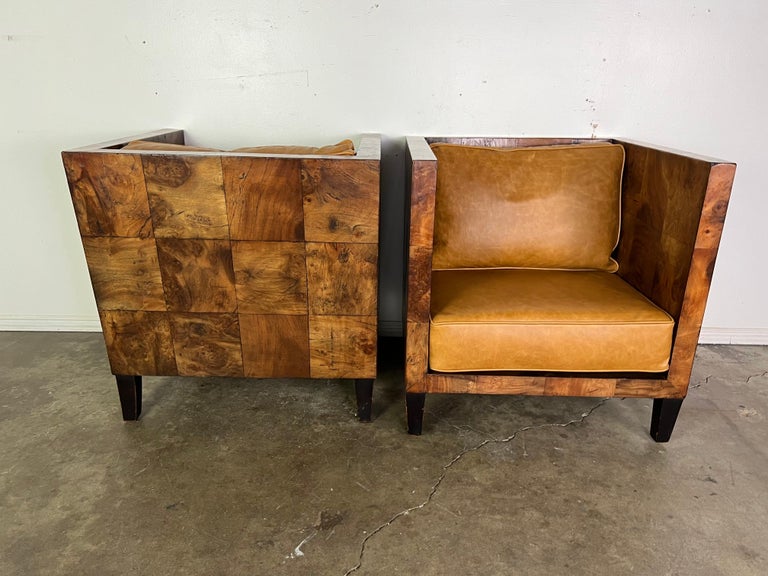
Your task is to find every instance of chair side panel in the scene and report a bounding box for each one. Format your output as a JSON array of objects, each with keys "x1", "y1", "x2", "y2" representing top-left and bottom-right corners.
[
  {"x1": 615, "y1": 142, "x2": 735, "y2": 394},
  {"x1": 404, "y1": 138, "x2": 437, "y2": 391},
  {"x1": 615, "y1": 142, "x2": 714, "y2": 319},
  {"x1": 65, "y1": 143, "x2": 380, "y2": 380}
]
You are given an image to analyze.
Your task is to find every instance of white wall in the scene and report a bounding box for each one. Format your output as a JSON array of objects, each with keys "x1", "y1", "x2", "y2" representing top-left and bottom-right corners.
[{"x1": 1, "y1": 0, "x2": 766, "y2": 341}]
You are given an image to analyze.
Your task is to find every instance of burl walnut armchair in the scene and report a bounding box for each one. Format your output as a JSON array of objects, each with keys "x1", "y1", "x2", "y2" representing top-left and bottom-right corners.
[
  {"x1": 63, "y1": 130, "x2": 381, "y2": 422},
  {"x1": 404, "y1": 136, "x2": 735, "y2": 441}
]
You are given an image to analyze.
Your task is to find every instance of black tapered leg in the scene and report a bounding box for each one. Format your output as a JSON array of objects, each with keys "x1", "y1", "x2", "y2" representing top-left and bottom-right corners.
[
  {"x1": 650, "y1": 398, "x2": 683, "y2": 442},
  {"x1": 115, "y1": 375, "x2": 142, "y2": 421},
  {"x1": 406, "y1": 392, "x2": 426, "y2": 435},
  {"x1": 355, "y1": 378, "x2": 374, "y2": 422}
]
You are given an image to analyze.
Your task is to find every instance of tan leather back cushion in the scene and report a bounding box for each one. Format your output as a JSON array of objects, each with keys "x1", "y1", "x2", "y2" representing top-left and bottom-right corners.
[
  {"x1": 123, "y1": 139, "x2": 356, "y2": 156},
  {"x1": 233, "y1": 139, "x2": 355, "y2": 156},
  {"x1": 431, "y1": 142, "x2": 625, "y2": 271}
]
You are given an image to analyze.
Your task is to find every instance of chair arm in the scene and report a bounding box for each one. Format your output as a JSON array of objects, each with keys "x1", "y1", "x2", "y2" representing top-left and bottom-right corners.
[
  {"x1": 405, "y1": 137, "x2": 437, "y2": 390},
  {"x1": 356, "y1": 133, "x2": 382, "y2": 160},
  {"x1": 405, "y1": 137, "x2": 437, "y2": 322},
  {"x1": 66, "y1": 129, "x2": 186, "y2": 152},
  {"x1": 613, "y1": 139, "x2": 735, "y2": 384},
  {"x1": 614, "y1": 139, "x2": 735, "y2": 319}
]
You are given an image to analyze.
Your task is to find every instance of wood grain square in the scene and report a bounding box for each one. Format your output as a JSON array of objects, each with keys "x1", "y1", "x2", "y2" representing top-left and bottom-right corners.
[
  {"x1": 63, "y1": 152, "x2": 152, "y2": 238},
  {"x1": 240, "y1": 315, "x2": 310, "y2": 378},
  {"x1": 143, "y1": 155, "x2": 230, "y2": 239},
  {"x1": 223, "y1": 157, "x2": 304, "y2": 241},
  {"x1": 406, "y1": 245, "x2": 433, "y2": 323},
  {"x1": 405, "y1": 321, "x2": 429, "y2": 391},
  {"x1": 309, "y1": 315, "x2": 377, "y2": 378},
  {"x1": 543, "y1": 377, "x2": 616, "y2": 398},
  {"x1": 100, "y1": 310, "x2": 177, "y2": 375},
  {"x1": 170, "y1": 313, "x2": 244, "y2": 377},
  {"x1": 305, "y1": 242, "x2": 377, "y2": 315},
  {"x1": 301, "y1": 159, "x2": 379, "y2": 242},
  {"x1": 82, "y1": 237, "x2": 166, "y2": 311},
  {"x1": 232, "y1": 241, "x2": 307, "y2": 314},
  {"x1": 407, "y1": 155, "x2": 438, "y2": 248},
  {"x1": 156, "y1": 239, "x2": 237, "y2": 313}
]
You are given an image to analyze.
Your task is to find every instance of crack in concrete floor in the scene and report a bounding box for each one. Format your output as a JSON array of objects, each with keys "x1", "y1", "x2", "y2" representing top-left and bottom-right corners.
[
  {"x1": 690, "y1": 371, "x2": 768, "y2": 390},
  {"x1": 343, "y1": 398, "x2": 609, "y2": 575},
  {"x1": 689, "y1": 375, "x2": 712, "y2": 390}
]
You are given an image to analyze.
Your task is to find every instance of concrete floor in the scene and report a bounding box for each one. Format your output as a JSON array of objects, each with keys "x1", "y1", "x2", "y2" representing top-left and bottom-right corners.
[{"x1": 1, "y1": 333, "x2": 767, "y2": 575}]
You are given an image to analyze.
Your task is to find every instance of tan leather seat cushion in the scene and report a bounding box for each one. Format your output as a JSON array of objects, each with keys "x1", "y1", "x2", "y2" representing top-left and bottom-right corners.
[
  {"x1": 429, "y1": 269, "x2": 674, "y2": 373},
  {"x1": 123, "y1": 139, "x2": 356, "y2": 156},
  {"x1": 431, "y1": 142, "x2": 624, "y2": 272}
]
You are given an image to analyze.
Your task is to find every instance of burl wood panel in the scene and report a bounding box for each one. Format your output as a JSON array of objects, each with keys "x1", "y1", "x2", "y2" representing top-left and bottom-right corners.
[
  {"x1": 666, "y1": 167, "x2": 735, "y2": 391},
  {"x1": 66, "y1": 130, "x2": 381, "y2": 382},
  {"x1": 406, "y1": 139, "x2": 438, "y2": 249},
  {"x1": 615, "y1": 142, "x2": 713, "y2": 320},
  {"x1": 223, "y1": 157, "x2": 304, "y2": 241},
  {"x1": 309, "y1": 316, "x2": 377, "y2": 378},
  {"x1": 301, "y1": 159, "x2": 379, "y2": 243},
  {"x1": 405, "y1": 139, "x2": 439, "y2": 391},
  {"x1": 405, "y1": 322, "x2": 429, "y2": 391},
  {"x1": 425, "y1": 374, "x2": 545, "y2": 396},
  {"x1": 232, "y1": 241, "x2": 308, "y2": 314},
  {"x1": 100, "y1": 310, "x2": 177, "y2": 375},
  {"x1": 156, "y1": 238, "x2": 237, "y2": 313},
  {"x1": 240, "y1": 315, "x2": 310, "y2": 378},
  {"x1": 616, "y1": 142, "x2": 735, "y2": 395},
  {"x1": 306, "y1": 242, "x2": 377, "y2": 316},
  {"x1": 81, "y1": 237, "x2": 166, "y2": 311},
  {"x1": 543, "y1": 377, "x2": 616, "y2": 397},
  {"x1": 143, "y1": 155, "x2": 230, "y2": 239},
  {"x1": 406, "y1": 245, "x2": 433, "y2": 324},
  {"x1": 424, "y1": 374, "x2": 677, "y2": 397},
  {"x1": 63, "y1": 152, "x2": 152, "y2": 238},
  {"x1": 170, "y1": 314, "x2": 244, "y2": 377},
  {"x1": 614, "y1": 376, "x2": 679, "y2": 398}
]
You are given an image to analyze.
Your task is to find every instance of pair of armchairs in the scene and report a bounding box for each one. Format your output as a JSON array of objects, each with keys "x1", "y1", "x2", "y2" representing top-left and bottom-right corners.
[
  {"x1": 63, "y1": 130, "x2": 735, "y2": 443},
  {"x1": 405, "y1": 136, "x2": 735, "y2": 441}
]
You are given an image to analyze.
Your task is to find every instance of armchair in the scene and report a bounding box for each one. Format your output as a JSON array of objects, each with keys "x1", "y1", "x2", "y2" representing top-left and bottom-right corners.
[
  {"x1": 404, "y1": 136, "x2": 735, "y2": 441},
  {"x1": 63, "y1": 129, "x2": 381, "y2": 421}
]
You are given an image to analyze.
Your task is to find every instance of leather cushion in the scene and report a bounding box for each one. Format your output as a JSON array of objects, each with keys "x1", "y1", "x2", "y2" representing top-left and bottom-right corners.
[
  {"x1": 429, "y1": 269, "x2": 674, "y2": 373},
  {"x1": 123, "y1": 139, "x2": 356, "y2": 156},
  {"x1": 233, "y1": 139, "x2": 355, "y2": 156},
  {"x1": 431, "y1": 142, "x2": 624, "y2": 272}
]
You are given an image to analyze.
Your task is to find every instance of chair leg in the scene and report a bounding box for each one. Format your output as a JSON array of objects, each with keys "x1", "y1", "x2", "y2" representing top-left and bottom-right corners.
[
  {"x1": 115, "y1": 375, "x2": 142, "y2": 421},
  {"x1": 406, "y1": 393, "x2": 426, "y2": 435},
  {"x1": 650, "y1": 398, "x2": 684, "y2": 442},
  {"x1": 355, "y1": 378, "x2": 374, "y2": 422}
]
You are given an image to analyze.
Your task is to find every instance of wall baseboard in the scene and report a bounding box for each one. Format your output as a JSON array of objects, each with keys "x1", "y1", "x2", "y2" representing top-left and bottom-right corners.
[
  {"x1": 697, "y1": 327, "x2": 768, "y2": 345},
  {"x1": 1, "y1": 316, "x2": 766, "y2": 345},
  {"x1": 0, "y1": 315, "x2": 102, "y2": 332}
]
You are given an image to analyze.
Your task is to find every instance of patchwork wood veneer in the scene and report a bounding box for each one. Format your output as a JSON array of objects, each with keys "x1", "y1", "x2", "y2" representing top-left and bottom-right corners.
[{"x1": 63, "y1": 129, "x2": 380, "y2": 421}]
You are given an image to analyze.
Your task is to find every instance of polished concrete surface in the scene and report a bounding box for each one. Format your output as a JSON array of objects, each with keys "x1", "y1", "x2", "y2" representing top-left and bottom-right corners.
[{"x1": 1, "y1": 332, "x2": 767, "y2": 575}]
